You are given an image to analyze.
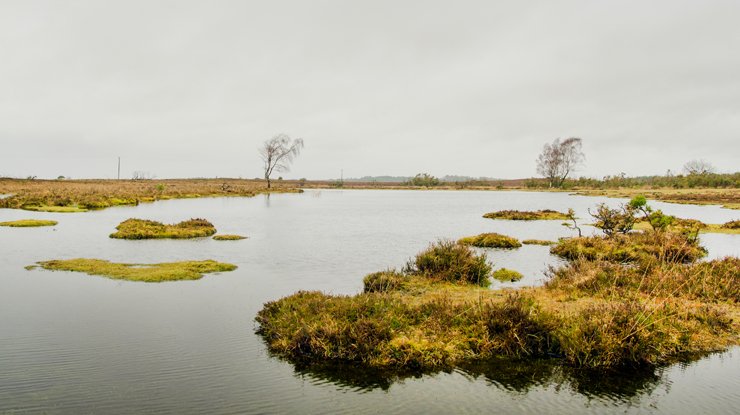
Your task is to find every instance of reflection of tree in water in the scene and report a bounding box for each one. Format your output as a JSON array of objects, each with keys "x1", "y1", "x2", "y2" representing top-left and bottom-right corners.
[{"x1": 282, "y1": 354, "x2": 680, "y2": 401}]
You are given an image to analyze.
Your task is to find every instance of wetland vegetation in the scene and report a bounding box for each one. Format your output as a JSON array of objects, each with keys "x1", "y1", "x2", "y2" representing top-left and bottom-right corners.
[
  {"x1": 0, "y1": 219, "x2": 57, "y2": 227},
  {"x1": 110, "y1": 218, "x2": 217, "y2": 239},
  {"x1": 458, "y1": 232, "x2": 522, "y2": 249},
  {"x1": 213, "y1": 234, "x2": 248, "y2": 240},
  {"x1": 483, "y1": 209, "x2": 569, "y2": 220},
  {"x1": 31, "y1": 259, "x2": 237, "y2": 282}
]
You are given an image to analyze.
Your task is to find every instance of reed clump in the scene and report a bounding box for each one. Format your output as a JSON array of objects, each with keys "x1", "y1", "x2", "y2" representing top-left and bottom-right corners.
[
  {"x1": 33, "y1": 258, "x2": 237, "y2": 282},
  {"x1": 483, "y1": 209, "x2": 569, "y2": 220},
  {"x1": 110, "y1": 218, "x2": 217, "y2": 239},
  {"x1": 458, "y1": 233, "x2": 522, "y2": 249},
  {"x1": 257, "y1": 233, "x2": 738, "y2": 372},
  {"x1": 0, "y1": 219, "x2": 57, "y2": 227}
]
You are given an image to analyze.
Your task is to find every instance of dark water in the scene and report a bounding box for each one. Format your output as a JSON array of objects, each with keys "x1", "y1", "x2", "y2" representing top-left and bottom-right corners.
[{"x1": 0, "y1": 190, "x2": 738, "y2": 414}]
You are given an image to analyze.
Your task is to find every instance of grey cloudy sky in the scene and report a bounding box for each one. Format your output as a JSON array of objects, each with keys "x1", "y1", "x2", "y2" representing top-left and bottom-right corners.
[{"x1": 1, "y1": 0, "x2": 738, "y2": 180}]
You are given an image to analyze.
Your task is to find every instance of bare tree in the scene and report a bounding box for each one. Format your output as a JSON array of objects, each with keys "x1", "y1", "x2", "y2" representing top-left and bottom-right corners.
[
  {"x1": 683, "y1": 159, "x2": 715, "y2": 175},
  {"x1": 259, "y1": 134, "x2": 304, "y2": 188},
  {"x1": 536, "y1": 137, "x2": 585, "y2": 187}
]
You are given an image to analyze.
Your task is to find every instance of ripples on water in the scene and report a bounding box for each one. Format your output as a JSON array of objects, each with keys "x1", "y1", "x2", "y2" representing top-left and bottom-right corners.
[{"x1": 0, "y1": 190, "x2": 738, "y2": 414}]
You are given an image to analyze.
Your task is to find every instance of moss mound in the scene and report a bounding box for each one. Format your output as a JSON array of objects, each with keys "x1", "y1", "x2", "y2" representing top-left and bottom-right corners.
[
  {"x1": 522, "y1": 239, "x2": 555, "y2": 246},
  {"x1": 33, "y1": 258, "x2": 237, "y2": 282},
  {"x1": 213, "y1": 234, "x2": 247, "y2": 240},
  {"x1": 483, "y1": 209, "x2": 569, "y2": 221},
  {"x1": 458, "y1": 233, "x2": 522, "y2": 249},
  {"x1": 550, "y1": 232, "x2": 706, "y2": 263},
  {"x1": 110, "y1": 218, "x2": 217, "y2": 239},
  {"x1": 492, "y1": 268, "x2": 524, "y2": 282},
  {"x1": 0, "y1": 219, "x2": 57, "y2": 227}
]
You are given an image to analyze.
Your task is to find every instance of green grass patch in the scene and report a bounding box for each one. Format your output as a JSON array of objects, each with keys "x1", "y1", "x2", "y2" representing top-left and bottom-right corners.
[
  {"x1": 110, "y1": 218, "x2": 217, "y2": 239},
  {"x1": 404, "y1": 240, "x2": 492, "y2": 287},
  {"x1": 483, "y1": 209, "x2": 569, "y2": 220},
  {"x1": 22, "y1": 205, "x2": 87, "y2": 213},
  {"x1": 522, "y1": 239, "x2": 556, "y2": 245},
  {"x1": 0, "y1": 219, "x2": 57, "y2": 227},
  {"x1": 550, "y1": 232, "x2": 706, "y2": 263},
  {"x1": 33, "y1": 258, "x2": 237, "y2": 282},
  {"x1": 213, "y1": 234, "x2": 247, "y2": 240},
  {"x1": 458, "y1": 233, "x2": 522, "y2": 249},
  {"x1": 492, "y1": 268, "x2": 524, "y2": 282}
]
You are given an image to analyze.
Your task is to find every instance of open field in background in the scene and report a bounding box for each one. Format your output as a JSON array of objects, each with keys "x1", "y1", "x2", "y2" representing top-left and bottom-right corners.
[{"x1": 0, "y1": 178, "x2": 299, "y2": 212}]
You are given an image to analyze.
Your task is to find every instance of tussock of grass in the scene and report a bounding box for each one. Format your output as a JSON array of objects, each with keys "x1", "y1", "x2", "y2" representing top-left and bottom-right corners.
[
  {"x1": 631, "y1": 217, "x2": 740, "y2": 234},
  {"x1": 404, "y1": 240, "x2": 492, "y2": 287},
  {"x1": 483, "y1": 209, "x2": 569, "y2": 220},
  {"x1": 213, "y1": 234, "x2": 247, "y2": 240},
  {"x1": 33, "y1": 258, "x2": 237, "y2": 282},
  {"x1": 522, "y1": 239, "x2": 556, "y2": 245},
  {"x1": 723, "y1": 220, "x2": 740, "y2": 229},
  {"x1": 550, "y1": 232, "x2": 706, "y2": 263},
  {"x1": 23, "y1": 205, "x2": 87, "y2": 213},
  {"x1": 110, "y1": 218, "x2": 217, "y2": 239},
  {"x1": 492, "y1": 268, "x2": 524, "y2": 282},
  {"x1": 257, "y1": 234, "x2": 738, "y2": 372},
  {"x1": 0, "y1": 219, "x2": 57, "y2": 227},
  {"x1": 458, "y1": 233, "x2": 522, "y2": 249}
]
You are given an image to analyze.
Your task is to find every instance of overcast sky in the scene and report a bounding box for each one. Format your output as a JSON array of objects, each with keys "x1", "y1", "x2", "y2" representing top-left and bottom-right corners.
[{"x1": 1, "y1": 0, "x2": 738, "y2": 180}]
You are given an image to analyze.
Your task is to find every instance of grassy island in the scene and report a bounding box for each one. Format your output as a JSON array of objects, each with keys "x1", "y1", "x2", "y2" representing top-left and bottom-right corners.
[
  {"x1": 483, "y1": 209, "x2": 569, "y2": 220},
  {"x1": 458, "y1": 233, "x2": 522, "y2": 249},
  {"x1": 522, "y1": 239, "x2": 556, "y2": 245},
  {"x1": 110, "y1": 218, "x2": 217, "y2": 239},
  {"x1": 0, "y1": 219, "x2": 58, "y2": 227},
  {"x1": 32, "y1": 258, "x2": 237, "y2": 282},
  {"x1": 213, "y1": 234, "x2": 247, "y2": 240},
  {"x1": 492, "y1": 268, "x2": 524, "y2": 282},
  {"x1": 257, "y1": 233, "x2": 738, "y2": 372}
]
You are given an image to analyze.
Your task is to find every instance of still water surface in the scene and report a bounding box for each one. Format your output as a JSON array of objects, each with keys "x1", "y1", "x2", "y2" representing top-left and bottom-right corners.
[{"x1": 0, "y1": 190, "x2": 738, "y2": 414}]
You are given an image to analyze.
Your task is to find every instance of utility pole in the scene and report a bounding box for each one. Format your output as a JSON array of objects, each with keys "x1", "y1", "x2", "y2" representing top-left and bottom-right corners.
[{"x1": 117, "y1": 157, "x2": 121, "y2": 180}]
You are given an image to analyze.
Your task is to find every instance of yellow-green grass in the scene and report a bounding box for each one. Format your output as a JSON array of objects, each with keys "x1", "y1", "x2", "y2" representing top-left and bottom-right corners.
[
  {"x1": 483, "y1": 209, "x2": 569, "y2": 221},
  {"x1": 492, "y1": 268, "x2": 523, "y2": 282},
  {"x1": 632, "y1": 219, "x2": 740, "y2": 235},
  {"x1": 32, "y1": 258, "x2": 237, "y2": 282},
  {"x1": 213, "y1": 234, "x2": 247, "y2": 240},
  {"x1": 23, "y1": 205, "x2": 88, "y2": 213},
  {"x1": 550, "y1": 232, "x2": 706, "y2": 263},
  {"x1": 256, "y1": 239, "x2": 738, "y2": 371},
  {"x1": 110, "y1": 218, "x2": 217, "y2": 239},
  {"x1": 0, "y1": 219, "x2": 57, "y2": 227},
  {"x1": 458, "y1": 233, "x2": 522, "y2": 249},
  {"x1": 522, "y1": 239, "x2": 556, "y2": 245}
]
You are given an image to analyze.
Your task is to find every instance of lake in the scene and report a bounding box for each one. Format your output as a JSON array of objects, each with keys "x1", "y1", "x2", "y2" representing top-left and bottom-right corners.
[{"x1": 1, "y1": 189, "x2": 738, "y2": 414}]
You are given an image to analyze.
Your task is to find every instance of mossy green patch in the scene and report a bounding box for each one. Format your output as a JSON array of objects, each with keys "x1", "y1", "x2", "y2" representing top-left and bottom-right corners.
[
  {"x1": 213, "y1": 234, "x2": 247, "y2": 240},
  {"x1": 522, "y1": 239, "x2": 556, "y2": 245},
  {"x1": 0, "y1": 219, "x2": 57, "y2": 227},
  {"x1": 458, "y1": 233, "x2": 522, "y2": 249},
  {"x1": 110, "y1": 218, "x2": 217, "y2": 239},
  {"x1": 22, "y1": 205, "x2": 87, "y2": 213},
  {"x1": 483, "y1": 209, "x2": 569, "y2": 221},
  {"x1": 492, "y1": 268, "x2": 524, "y2": 282},
  {"x1": 33, "y1": 258, "x2": 237, "y2": 282}
]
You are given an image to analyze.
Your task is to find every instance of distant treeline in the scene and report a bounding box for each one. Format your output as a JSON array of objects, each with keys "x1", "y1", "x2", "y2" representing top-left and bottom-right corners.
[
  {"x1": 347, "y1": 175, "x2": 501, "y2": 183},
  {"x1": 524, "y1": 172, "x2": 740, "y2": 189}
]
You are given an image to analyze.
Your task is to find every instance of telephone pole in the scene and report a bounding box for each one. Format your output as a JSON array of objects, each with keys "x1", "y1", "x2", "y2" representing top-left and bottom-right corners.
[{"x1": 117, "y1": 157, "x2": 121, "y2": 180}]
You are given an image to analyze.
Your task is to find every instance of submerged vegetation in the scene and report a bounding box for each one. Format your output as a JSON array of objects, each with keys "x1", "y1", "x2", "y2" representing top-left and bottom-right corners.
[
  {"x1": 483, "y1": 209, "x2": 569, "y2": 220},
  {"x1": 258, "y1": 193, "x2": 739, "y2": 374},
  {"x1": 32, "y1": 259, "x2": 237, "y2": 282},
  {"x1": 213, "y1": 234, "x2": 247, "y2": 240},
  {"x1": 110, "y1": 218, "x2": 217, "y2": 239},
  {"x1": 0, "y1": 219, "x2": 57, "y2": 227},
  {"x1": 458, "y1": 233, "x2": 522, "y2": 249}
]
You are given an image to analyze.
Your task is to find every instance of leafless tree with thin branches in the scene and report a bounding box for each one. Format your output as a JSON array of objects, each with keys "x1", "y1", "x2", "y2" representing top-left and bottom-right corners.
[
  {"x1": 536, "y1": 137, "x2": 585, "y2": 188},
  {"x1": 682, "y1": 159, "x2": 715, "y2": 175},
  {"x1": 259, "y1": 134, "x2": 304, "y2": 188}
]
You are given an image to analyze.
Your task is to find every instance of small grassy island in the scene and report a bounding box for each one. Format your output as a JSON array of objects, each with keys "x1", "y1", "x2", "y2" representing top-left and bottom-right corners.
[
  {"x1": 492, "y1": 268, "x2": 524, "y2": 282},
  {"x1": 0, "y1": 219, "x2": 58, "y2": 227},
  {"x1": 31, "y1": 259, "x2": 237, "y2": 282},
  {"x1": 483, "y1": 209, "x2": 569, "y2": 220},
  {"x1": 257, "y1": 230, "x2": 739, "y2": 372},
  {"x1": 110, "y1": 218, "x2": 217, "y2": 239},
  {"x1": 522, "y1": 239, "x2": 556, "y2": 245},
  {"x1": 458, "y1": 233, "x2": 522, "y2": 248},
  {"x1": 213, "y1": 234, "x2": 248, "y2": 240}
]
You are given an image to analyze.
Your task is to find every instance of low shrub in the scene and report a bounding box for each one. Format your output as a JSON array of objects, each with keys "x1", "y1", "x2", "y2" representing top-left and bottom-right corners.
[
  {"x1": 363, "y1": 270, "x2": 409, "y2": 293},
  {"x1": 458, "y1": 233, "x2": 522, "y2": 249},
  {"x1": 405, "y1": 240, "x2": 492, "y2": 287}
]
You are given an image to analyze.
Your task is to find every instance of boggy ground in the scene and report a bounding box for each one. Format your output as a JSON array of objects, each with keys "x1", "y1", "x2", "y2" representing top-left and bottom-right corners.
[
  {"x1": 0, "y1": 178, "x2": 299, "y2": 212},
  {"x1": 256, "y1": 234, "x2": 739, "y2": 373}
]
